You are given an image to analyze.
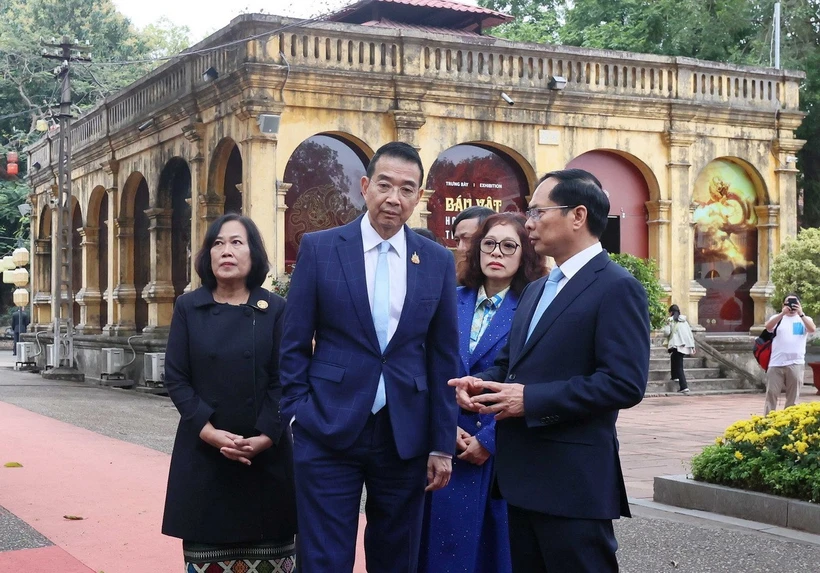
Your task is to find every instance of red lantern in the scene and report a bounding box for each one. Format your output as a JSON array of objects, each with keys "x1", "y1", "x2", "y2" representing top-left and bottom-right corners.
[
  {"x1": 6, "y1": 151, "x2": 18, "y2": 176},
  {"x1": 6, "y1": 162, "x2": 17, "y2": 176},
  {"x1": 7, "y1": 151, "x2": 18, "y2": 163}
]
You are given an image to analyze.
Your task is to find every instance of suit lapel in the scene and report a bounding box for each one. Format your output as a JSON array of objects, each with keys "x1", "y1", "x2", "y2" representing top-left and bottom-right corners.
[
  {"x1": 457, "y1": 288, "x2": 477, "y2": 374},
  {"x1": 513, "y1": 252, "x2": 609, "y2": 367},
  {"x1": 469, "y1": 291, "x2": 518, "y2": 369},
  {"x1": 337, "y1": 218, "x2": 380, "y2": 353},
  {"x1": 386, "y1": 227, "x2": 423, "y2": 352}
]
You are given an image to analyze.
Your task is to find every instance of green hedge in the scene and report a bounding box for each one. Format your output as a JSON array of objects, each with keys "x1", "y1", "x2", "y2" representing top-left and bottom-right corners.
[{"x1": 610, "y1": 253, "x2": 666, "y2": 330}]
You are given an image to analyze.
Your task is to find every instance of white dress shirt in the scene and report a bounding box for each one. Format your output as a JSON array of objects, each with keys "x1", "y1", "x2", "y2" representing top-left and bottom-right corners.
[
  {"x1": 361, "y1": 215, "x2": 406, "y2": 341},
  {"x1": 553, "y1": 242, "x2": 603, "y2": 294}
]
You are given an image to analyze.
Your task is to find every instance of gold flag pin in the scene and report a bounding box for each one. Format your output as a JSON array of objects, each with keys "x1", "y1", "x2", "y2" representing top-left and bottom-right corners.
[{"x1": 411, "y1": 252, "x2": 420, "y2": 264}]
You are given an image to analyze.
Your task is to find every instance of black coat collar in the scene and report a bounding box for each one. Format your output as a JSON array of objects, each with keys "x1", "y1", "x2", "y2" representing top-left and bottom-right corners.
[{"x1": 191, "y1": 285, "x2": 271, "y2": 312}]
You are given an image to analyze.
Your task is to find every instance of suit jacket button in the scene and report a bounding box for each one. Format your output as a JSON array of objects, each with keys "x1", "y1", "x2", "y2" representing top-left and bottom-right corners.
[
  {"x1": 541, "y1": 417, "x2": 548, "y2": 424},
  {"x1": 381, "y1": 357, "x2": 387, "y2": 364},
  {"x1": 509, "y1": 374, "x2": 516, "y2": 381},
  {"x1": 476, "y1": 421, "x2": 482, "y2": 428},
  {"x1": 244, "y1": 350, "x2": 251, "y2": 358}
]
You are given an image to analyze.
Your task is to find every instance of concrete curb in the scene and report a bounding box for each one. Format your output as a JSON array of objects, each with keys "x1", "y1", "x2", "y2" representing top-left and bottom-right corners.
[{"x1": 654, "y1": 474, "x2": 820, "y2": 535}]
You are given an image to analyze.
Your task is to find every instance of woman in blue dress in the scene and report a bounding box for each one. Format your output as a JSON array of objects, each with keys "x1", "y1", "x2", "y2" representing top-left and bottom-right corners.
[{"x1": 420, "y1": 212, "x2": 546, "y2": 573}]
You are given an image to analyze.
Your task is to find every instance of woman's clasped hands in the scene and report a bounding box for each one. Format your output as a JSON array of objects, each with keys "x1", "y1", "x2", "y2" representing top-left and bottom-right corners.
[{"x1": 199, "y1": 421, "x2": 273, "y2": 466}]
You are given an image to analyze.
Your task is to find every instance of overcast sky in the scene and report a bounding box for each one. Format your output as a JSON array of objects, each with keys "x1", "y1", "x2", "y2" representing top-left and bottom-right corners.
[{"x1": 112, "y1": 0, "x2": 480, "y2": 43}]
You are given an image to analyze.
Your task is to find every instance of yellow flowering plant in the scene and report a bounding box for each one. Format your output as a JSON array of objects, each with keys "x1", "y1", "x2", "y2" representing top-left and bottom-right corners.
[{"x1": 690, "y1": 402, "x2": 820, "y2": 502}]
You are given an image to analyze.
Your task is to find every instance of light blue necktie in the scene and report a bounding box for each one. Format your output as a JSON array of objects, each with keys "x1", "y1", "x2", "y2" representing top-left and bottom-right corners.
[
  {"x1": 526, "y1": 266, "x2": 565, "y2": 342},
  {"x1": 371, "y1": 241, "x2": 390, "y2": 413}
]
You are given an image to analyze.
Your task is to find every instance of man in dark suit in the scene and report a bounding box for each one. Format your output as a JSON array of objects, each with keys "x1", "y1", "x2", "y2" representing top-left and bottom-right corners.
[
  {"x1": 280, "y1": 142, "x2": 459, "y2": 572},
  {"x1": 450, "y1": 169, "x2": 650, "y2": 572}
]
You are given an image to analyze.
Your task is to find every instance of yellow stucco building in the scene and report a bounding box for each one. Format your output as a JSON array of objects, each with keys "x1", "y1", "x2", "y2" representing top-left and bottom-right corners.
[{"x1": 25, "y1": 0, "x2": 805, "y2": 381}]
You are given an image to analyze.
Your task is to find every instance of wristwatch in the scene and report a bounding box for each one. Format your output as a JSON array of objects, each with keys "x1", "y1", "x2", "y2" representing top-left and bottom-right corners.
[{"x1": 799, "y1": 313, "x2": 805, "y2": 318}]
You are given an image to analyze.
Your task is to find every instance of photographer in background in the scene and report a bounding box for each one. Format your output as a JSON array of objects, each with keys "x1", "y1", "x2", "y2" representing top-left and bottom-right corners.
[{"x1": 763, "y1": 294, "x2": 816, "y2": 414}]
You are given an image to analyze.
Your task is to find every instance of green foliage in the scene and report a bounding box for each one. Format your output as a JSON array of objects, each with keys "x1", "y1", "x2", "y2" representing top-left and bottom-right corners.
[
  {"x1": 269, "y1": 272, "x2": 292, "y2": 299},
  {"x1": 478, "y1": 0, "x2": 564, "y2": 44},
  {"x1": 691, "y1": 403, "x2": 820, "y2": 503},
  {"x1": 0, "y1": 0, "x2": 191, "y2": 146},
  {"x1": 770, "y1": 228, "x2": 820, "y2": 319},
  {"x1": 609, "y1": 253, "x2": 666, "y2": 329}
]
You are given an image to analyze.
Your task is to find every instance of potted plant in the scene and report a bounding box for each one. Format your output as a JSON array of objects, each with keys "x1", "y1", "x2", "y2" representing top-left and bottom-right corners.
[{"x1": 770, "y1": 228, "x2": 820, "y2": 393}]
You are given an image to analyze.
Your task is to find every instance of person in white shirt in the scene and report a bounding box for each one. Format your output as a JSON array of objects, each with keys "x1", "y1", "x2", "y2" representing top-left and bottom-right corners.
[{"x1": 763, "y1": 293, "x2": 816, "y2": 414}]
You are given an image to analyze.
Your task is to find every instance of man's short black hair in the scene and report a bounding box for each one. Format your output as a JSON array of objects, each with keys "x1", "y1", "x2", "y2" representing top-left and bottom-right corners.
[
  {"x1": 366, "y1": 142, "x2": 424, "y2": 187},
  {"x1": 450, "y1": 206, "x2": 495, "y2": 235},
  {"x1": 412, "y1": 227, "x2": 438, "y2": 243},
  {"x1": 539, "y1": 168, "x2": 610, "y2": 239},
  {"x1": 195, "y1": 213, "x2": 270, "y2": 291}
]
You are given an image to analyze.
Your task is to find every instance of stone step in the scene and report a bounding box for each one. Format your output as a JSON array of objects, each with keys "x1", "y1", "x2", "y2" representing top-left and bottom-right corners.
[
  {"x1": 644, "y1": 388, "x2": 763, "y2": 398},
  {"x1": 647, "y1": 367, "x2": 721, "y2": 381},
  {"x1": 646, "y1": 378, "x2": 755, "y2": 393},
  {"x1": 649, "y1": 357, "x2": 709, "y2": 369}
]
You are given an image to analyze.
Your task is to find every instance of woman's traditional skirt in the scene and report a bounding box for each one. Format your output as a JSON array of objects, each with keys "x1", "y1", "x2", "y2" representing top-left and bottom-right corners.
[{"x1": 182, "y1": 538, "x2": 296, "y2": 573}]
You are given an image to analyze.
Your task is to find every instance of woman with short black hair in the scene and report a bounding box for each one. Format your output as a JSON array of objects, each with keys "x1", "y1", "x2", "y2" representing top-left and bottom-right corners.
[{"x1": 162, "y1": 213, "x2": 297, "y2": 570}]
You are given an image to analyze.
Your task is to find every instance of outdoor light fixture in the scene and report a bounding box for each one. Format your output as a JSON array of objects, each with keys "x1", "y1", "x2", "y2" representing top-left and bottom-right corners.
[
  {"x1": 203, "y1": 67, "x2": 219, "y2": 82},
  {"x1": 12, "y1": 244, "x2": 29, "y2": 267},
  {"x1": 17, "y1": 203, "x2": 32, "y2": 217},
  {"x1": 137, "y1": 118, "x2": 154, "y2": 132},
  {"x1": 500, "y1": 92, "x2": 515, "y2": 106},
  {"x1": 1, "y1": 255, "x2": 14, "y2": 271},
  {"x1": 35, "y1": 119, "x2": 48, "y2": 132},
  {"x1": 31, "y1": 162, "x2": 41, "y2": 171},
  {"x1": 257, "y1": 113, "x2": 281, "y2": 135},
  {"x1": 785, "y1": 155, "x2": 798, "y2": 164},
  {"x1": 548, "y1": 76, "x2": 568, "y2": 90}
]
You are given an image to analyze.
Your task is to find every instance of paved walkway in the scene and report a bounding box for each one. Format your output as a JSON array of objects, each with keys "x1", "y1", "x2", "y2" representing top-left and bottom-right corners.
[{"x1": 2, "y1": 350, "x2": 820, "y2": 572}]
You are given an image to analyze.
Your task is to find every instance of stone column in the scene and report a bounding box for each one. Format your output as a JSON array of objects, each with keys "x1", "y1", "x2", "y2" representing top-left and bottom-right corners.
[
  {"x1": 239, "y1": 135, "x2": 278, "y2": 284},
  {"x1": 663, "y1": 130, "x2": 701, "y2": 323},
  {"x1": 75, "y1": 226, "x2": 102, "y2": 334},
  {"x1": 645, "y1": 199, "x2": 672, "y2": 303},
  {"x1": 142, "y1": 207, "x2": 175, "y2": 335},
  {"x1": 184, "y1": 122, "x2": 206, "y2": 291},
  {"x1": 772, "y1": 138, "x2": 804, "y2": 241},
  {"x1": 688, "y1": 203, "x2": 707, "y2": 329},
  {"x1": 390, "y1": 110, "x2": 426, "y2": 151},
  {"x1": 416, "y1": 189, "x2": 435, "y2": 230},
  {"x1": 750, "y1": 205, "x2": 780, "y2": 329},
  {"x1": 32, "y1": 238, "x2": 52, "y2": 331},
  {"x1": 102, "y1": 161, "x2": 120, "y2": 335},
  {"x1": 274, "y1": 182, "x2": 291, "y2": 276},
  {"x1": 110, "y1": 217, "x2": 136, "y2": 336}
]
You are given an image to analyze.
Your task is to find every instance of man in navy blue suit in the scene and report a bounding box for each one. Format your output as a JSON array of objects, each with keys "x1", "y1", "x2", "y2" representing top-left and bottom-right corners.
[
  {"x1": 280, "y1": 142, "x2": 459, "y2": 572},
  {"x1": 451, "y1": 169, "x2": 650, "y2": 572}
]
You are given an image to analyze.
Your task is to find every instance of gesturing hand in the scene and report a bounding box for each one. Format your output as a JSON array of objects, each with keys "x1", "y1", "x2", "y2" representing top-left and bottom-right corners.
[
  {"x1": 199, "y1": 421, "x2": 244, "y2": 449},
  {"x1": 470, "y1": 381, "x2": 526, "y2": 420},
  {"x1": 447, "y1": 376, "x2": 484, "y2": 411}
]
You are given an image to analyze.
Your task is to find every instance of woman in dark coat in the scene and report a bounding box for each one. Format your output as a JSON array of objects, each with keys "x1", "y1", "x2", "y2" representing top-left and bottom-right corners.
[
  {"x1": 162, "y1": 213, "x2": 297, "y2": 570},
  {"x1": 419, "y1": 213, "x2": 545, "y2": 573}
]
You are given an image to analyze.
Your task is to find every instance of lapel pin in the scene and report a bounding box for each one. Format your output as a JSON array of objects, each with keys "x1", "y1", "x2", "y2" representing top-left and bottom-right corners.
[
  {"x1": 411, "y1": 252, "x2": 420, "y2": 265},
  {"x1": 257, "y1": 299, "x2": 268, "y2": 309}
]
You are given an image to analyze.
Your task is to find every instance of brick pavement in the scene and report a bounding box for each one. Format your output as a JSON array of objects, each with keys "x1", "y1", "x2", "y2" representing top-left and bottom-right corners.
[{"x1": 1, "y1": 349, "x2": 819, "y2": 571}]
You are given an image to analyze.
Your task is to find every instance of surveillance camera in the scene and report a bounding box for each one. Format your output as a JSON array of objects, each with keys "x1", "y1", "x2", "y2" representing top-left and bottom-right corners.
[
  {"x1": 500, "y1": 92, "x2": 514, "y2": 106},
  {"x1": 137, "y1": 119, "x2": 154, "y2": 132},
  {"x1": 548, "y1": 76, "x2": 568, "y2": 91},
  {"x1": 785, "y1": 155, "x2": 798, "y2": 164}
]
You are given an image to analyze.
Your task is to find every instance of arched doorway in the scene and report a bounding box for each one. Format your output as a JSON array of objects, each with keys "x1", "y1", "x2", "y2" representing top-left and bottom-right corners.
[
  {"x1": 425, "y1": 144, "x2": 529, "y2": 245},
  {"x1": 158, "y1": 158, "x2": 192, "y2": 300},
  {"x1": 693, "y1": 159, "x2": 760, "y2": 332},
  {"x1": 134, "y1": 179, "x2": 150, "y2": 332},
  {"x1": 209, "y1": 139, "x2": 243, "y2": 214},
  {"x1": 566, "y1": 150, "x2": 651, "y2": 257},
  {"x1": 283, "y1": 134, "x2": 370, "y2": 267}
]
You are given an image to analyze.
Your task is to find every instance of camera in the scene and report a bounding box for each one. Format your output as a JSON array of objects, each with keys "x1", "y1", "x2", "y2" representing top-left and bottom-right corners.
[{"x1": 786, "y1": 297, "x2": 799, "y2": 309}]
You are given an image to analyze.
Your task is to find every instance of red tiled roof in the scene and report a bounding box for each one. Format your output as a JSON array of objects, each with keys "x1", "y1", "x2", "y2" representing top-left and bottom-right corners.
[
  {"x1": 372, "y1": 0, "x2": 510, "y2": 19},
  {"x1": 328, "y1": 0, "x2": 513, "y2": 31},
  {"x1": 361, "y1": 18, "x2": 486, "y2": 37}
]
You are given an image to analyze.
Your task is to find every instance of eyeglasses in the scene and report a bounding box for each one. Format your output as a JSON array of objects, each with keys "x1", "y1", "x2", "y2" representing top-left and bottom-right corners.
[
  {"x1": 525, "y1": 205, "x2": 576, "y2": 221},
  {"x1": 479, "y1": 238, "x2": 521, "y2": 256}
]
